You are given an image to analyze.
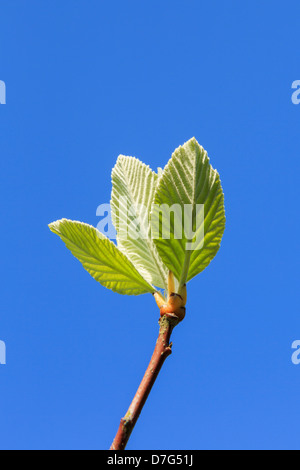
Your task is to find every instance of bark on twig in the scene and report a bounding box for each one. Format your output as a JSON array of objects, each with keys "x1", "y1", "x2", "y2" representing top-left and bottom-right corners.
[{"x1": 110, "y1": 313, "x2": 180, "y2": 450}]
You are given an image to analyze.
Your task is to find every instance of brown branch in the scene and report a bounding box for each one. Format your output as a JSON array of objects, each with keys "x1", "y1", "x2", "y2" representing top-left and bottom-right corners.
[{"x1": 110, "y1": 313, "x2": 181, "y2": 450}]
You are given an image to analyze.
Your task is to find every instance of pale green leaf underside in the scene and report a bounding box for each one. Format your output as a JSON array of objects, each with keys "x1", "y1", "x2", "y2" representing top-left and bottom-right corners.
[
  {"x1": 111, "y1": 155, "x2": 168, "y2": 290},
  {"x1": 151, "y1": 138, "x2": 225, "y2": 283},
  {"x1": 49, "y1": 219, "x2": 154, "y2": 295}
]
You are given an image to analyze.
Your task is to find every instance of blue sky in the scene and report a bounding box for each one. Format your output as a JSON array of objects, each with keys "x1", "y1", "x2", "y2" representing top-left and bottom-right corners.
[{"x1": 0, "y1": 1, "x2": 300, "y2": 450}]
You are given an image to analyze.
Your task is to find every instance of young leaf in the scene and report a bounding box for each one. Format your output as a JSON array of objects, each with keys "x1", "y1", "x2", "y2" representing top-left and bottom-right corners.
[
  {"x1": 49, "y1": 219, "x2": 154, "y2": 295},
  {"x1": 151, "y1": 138, "x2": 225, "y2": 285},
  {"x1": 111, "y1": 156, "x2": 168, "y2": 290}
]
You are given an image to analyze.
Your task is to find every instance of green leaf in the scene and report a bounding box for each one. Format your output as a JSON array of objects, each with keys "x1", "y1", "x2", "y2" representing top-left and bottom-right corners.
[
  {"x1": 150, "y1": 138, "x2": 225, "y2": 285},
  {"x1": 49, "y1": 219, "x2": 154, "y2": 295},
  {"x1": 111, "y1": 155, "x2": 168, "y2": 290}
]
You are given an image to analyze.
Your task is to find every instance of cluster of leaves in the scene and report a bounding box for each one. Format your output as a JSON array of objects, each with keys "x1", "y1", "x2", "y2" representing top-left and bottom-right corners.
[{"x1": 49, "y1": 138, "x2": 225, "y2": 298}]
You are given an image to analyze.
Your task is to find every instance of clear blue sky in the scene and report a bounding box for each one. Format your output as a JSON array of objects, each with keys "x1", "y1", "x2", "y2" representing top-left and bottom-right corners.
[{"x1": 0, "y1": 1, "x2": 299, "y2": 450}]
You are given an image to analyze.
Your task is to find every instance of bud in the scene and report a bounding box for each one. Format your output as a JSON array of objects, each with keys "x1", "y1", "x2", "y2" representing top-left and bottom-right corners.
[
  {"x1": 153, "y1": 292, "x2": 166, "y2": 309},
  {"x1": 167, "y1": 270, "x2": 176, "y2": 298},
  {"x1": 160, "y1": 293, "x2": 186, "y2": 322},
  {"x1": 168, "y1": 293, "x2": 183, "y2": 311}
]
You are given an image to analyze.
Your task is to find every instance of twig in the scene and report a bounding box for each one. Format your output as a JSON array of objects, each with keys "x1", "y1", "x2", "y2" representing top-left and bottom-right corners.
[{"x1": 110, "y1": 313, "x2": 180, "y2": 450}]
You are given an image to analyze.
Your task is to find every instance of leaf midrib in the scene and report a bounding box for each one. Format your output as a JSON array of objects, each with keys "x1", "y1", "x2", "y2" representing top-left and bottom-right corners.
[
  {"x1": 57, "y1": 227, "x2": 153, "y2": 290},
  {"x1": 118, "y1": 159, "x2": 167, "y2": 290}
]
